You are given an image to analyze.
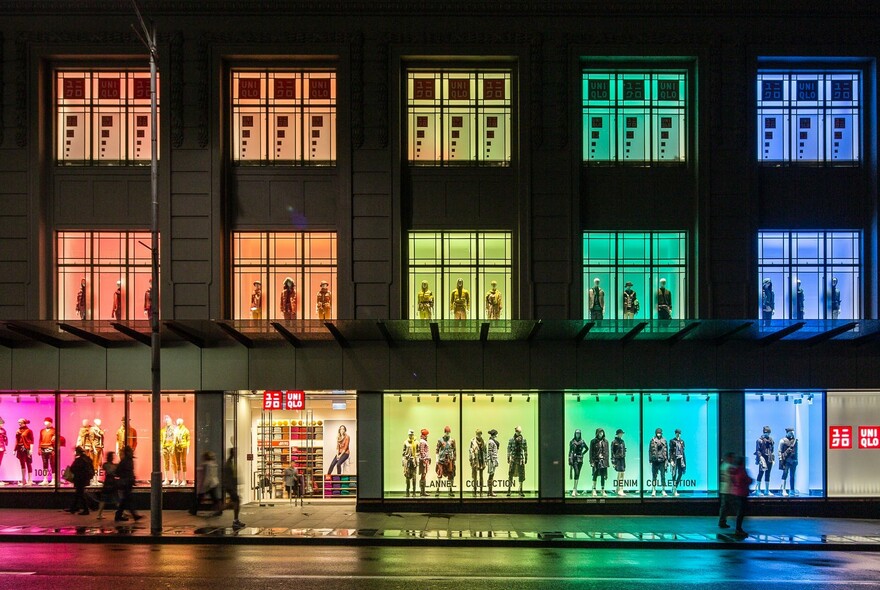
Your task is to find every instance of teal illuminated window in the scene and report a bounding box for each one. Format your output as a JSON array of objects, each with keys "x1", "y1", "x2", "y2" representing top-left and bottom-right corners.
[
  {"x1": 757, "y1": 71, "x2": 860, "y2": 163},
  {"x1": 758, "y1": 231, "x2": 861, "y2": 320},
  {"x1": 582, "y1": 71, "x2": 686, "y2": 164},
  {"x1": 583, "y1": 231, "x2": 687, "y2": 320},
  {"x1": 408, "y1": 231, "x2": 512, "y2": 320},
  {"x1": 407, "y1": 71, "x2": 511, "y2": 166}
]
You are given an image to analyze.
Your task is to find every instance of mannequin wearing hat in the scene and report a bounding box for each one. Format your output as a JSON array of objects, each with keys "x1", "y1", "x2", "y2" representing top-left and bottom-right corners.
[
  {"x1": 754, "y1": 425, "x2": 775, "y2": 496},
  {"x1": 568, "y1": 429, "x2": 587, "y2": 497},
  {"x1": 250, "y1": 280, "x2": 262, "y2": 319},
  {"x1": 402, "y1": 429, "x2": 418, "y2": 496},
  {"x1": 316, "y1": 280, "x2": 332, "y2": 320},
  {"x1": 778, "y1": 427, "x2": 798, "y2": 497},
  {"x1": 656, "y1": 278, "x2": 672, "y2": 320},
  {"x1": 112, "y1": 280, "x2": 123, "y2": 320},
  {"x1": 450, "y1": 278, "x2": 470, "y2": 320},
  {"x1": 417, "y1": 428, "x2": 431, "y2": 497},
  {"x1": 0, "y1": 417, "x2": 7, "y2": 485},
  {"x1": 487, "y1": 429, "x2": 499, "y2": 497},
  {"x1": 589, "y1": 428, "x2": 610, "y2": 497},
  {"x1": 795, "y1": 279, "x2": 805, "y2": 320},
  {"x1": 417, "y1": 280, "x2": 434, "y2": 320},
  {"x1": 435, "y1": 426, "x2": 456, "y2": 496},
  {"x1": 588, "y1": 278, "x2": 605, "y2": 320},
  {"x1": 469, "y1": 429, "x2": 488, "y2": 496},
  {"x1": 761, "y1": 278, "x2": 775, "y2": 326},
  {"x1": 669, "y1": 429, "x2": 686, "y2": 497},
  {"x1": 15, "y1": 418, "x2": 34, "y2": 485},
  {"x1": 611, "y1": 428, "x2": 627, "y2": 496},
  {"x1": 280, "y1": 277, "x2": 297, "y2": 320},
  {"x1": 830, "y1": 277, "x2": 841, "y2": 320},
  {"x1": 622, "y1": 281, "x2": 638, "y2": 320},
  {"x1": 648, "y1": 428, "x2": 668, "y2": 497},
  {"x1": 485, "y1": 281, "x2": 503, "y2": 320},
  {"x1": 39, "y1": 417, "x2": 56, "y2": 485},
  {"x1": 143, "y1": 278, "x2": 152, "y2": 318},
  {"x1": 506, "y1": 426, "x2": 528, "y2": 497},
  {"x1": 75, "y1": 278, "x2": 87, "y2": 319}
]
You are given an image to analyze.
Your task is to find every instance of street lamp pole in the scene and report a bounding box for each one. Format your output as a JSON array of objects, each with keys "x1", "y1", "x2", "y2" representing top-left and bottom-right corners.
[{"x1": 131, "y1": 0, "x2": 162, "y2": 535}]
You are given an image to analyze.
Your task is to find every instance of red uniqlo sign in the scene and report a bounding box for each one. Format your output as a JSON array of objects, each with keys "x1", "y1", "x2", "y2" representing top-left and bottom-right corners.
[
  {"x1": 263, "y1": 390, "x2": 306, "y2": 411},
  {"x1": 483, "y1": 79, "x2": 505, "y2": 100},
  {"x1": 238, "y1": 78, "x2": 261, "y2": 99},
  {"x1": 63, "y1": 78, "x2": 86, "y2": 99},
  {"x1": 448, "y1": 79, "x2": 470, "y2": 100},
  {"x1": 413, "y1": 79, "x2": 435, "y2": 100},
  {"x1": 309, "y1": 78, "x2": 331, "y2": 99},
  {"x1": 98, "y1": 78, "x2": 121, "y2": 99},
  {"x1": 274, "y1": 78, "x2": 296, "y2": 99},
  {"x1": 858, "y1": 426, "x2": 880, "y2": 449},
  {"x1": 829, "y1": 425, "x2": 852, "y2": 449},
  {"x1": 133, "y1": 78, "x2": 151, "y2": 100}
]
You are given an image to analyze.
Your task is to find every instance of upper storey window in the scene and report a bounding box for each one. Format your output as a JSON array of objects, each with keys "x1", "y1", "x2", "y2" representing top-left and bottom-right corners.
[
  {"x1": 757, "y1": 71, "x2": 860, "y2": 164},
  {"x1": 231, "y1": 70, "x2": 336, "y2": 165},
  {"x1": 56, "y1": 71, "x2": 159, "y2": 165},
  {"x1": 406, "y1": 70, "x2": 511, "y2": 166},
  {"x1": 582, "y1": 70, "x2": 687, "y2": 164}
]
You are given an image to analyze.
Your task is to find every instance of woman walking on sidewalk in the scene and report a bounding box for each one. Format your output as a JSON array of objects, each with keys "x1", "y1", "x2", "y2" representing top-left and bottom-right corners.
[{"x1": 114, "y1": 446, "x2": 143, "y2": 522}]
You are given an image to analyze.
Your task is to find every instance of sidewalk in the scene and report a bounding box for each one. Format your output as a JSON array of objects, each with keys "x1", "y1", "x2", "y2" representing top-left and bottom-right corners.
[{"x1": 1, "y1": 502, "x2": 878, "y2": 549}]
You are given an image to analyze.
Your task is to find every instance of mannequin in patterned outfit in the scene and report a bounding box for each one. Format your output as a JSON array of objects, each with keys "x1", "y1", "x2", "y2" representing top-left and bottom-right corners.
[
  {"x1": 417, "y1": 428, "x2": 431, "y2": 497},
  {"x1": 487, "y1": 429, "x2": 500, "y2": 497},
  {"x1": 588, "y1": 278, "x2": 605, "y2": 320},
  {"x1": 417, "y1": 281, "x2": 434, "y2": 320},
  {"x1": 402, "y1": 429, "x2": 418, "y2": 496},
  {"x1": 15, "y1": 419, "x2": 34, "y2": 486},
  {"x1": 649, "y1": 428, "x2": 668, "y2": 497},
  {"x1": 611, "y1": 428, "x2": 627, "y2": 496},
  {"x1": 450, "y1": 278, "x2": 470, "y2": 320},
  {"x1": 76, "y1": 278, "x2": 87, "y2": 319},
  {"x1": 250, "y1": 280, "x2": 262, "y2": 319},
  {"x1": 485, "y1": 281, "x2": 502, "y2": 320},
  {"x1": 316, "y1": 281, "x2": 332, "y2": 320},
  {"x1": 754, "y1": 425, "x2": 775, "y2": 496},
  {"x1": 669, "y1": 429, "x2": 686, "y2": 497},
  {"x1": 174, "y1": 418, "x2": 190, "y2": 486},
  {"x1": 76, "y1": 420, "x2": 94, "y2": 467},
  {"x1": 280, "y1": 277, "x2": 297, "y2": 320},
  {"x1": 435, "y1": 426, "x2": 456, "y2": 496},
  {"x1": 160, "y1": 415, "x2": 176, "y2": 485},
  {"x1": 90, "y1": 418, "x2": 105, "y2": 477},
  {"x1": 469, "y1": 429, "x2": 488, "y2": 495},
  {"x1": 589, "y1": 428, "x2": 610, "y2": 497},
  {"x1": 506, "y1": 426, "x2": 528, "y2": 497},
  {"x1": 778, "y1": 427, "x2": 798, "y2": 497},
  {"x1": 38, "y1": 418, "x2": 56, "y2": 485}
]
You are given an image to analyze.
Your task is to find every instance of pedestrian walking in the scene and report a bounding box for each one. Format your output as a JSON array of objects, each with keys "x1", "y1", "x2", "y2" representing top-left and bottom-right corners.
[
  {"x1": 730, "y1": 454, "x2": 753, "y2": 537},
  {"x1": 96, "y1": 451, "x2": 118, "y2": 520},
  {"x1": 718, "y1": 451, "x2": 736, "y2": 529},
  {"x1": 66, "y1": 446, "x2": 95, "y2": 515},
  {"x1": 223, "y1": 448, "x2": 245, "y2": 529},
  {"x1": 114, "y1": 446, "x2": 143, "y2": 522},
  {"x1": 196, "y1": 451, "x2": 222, "y2": 516}
]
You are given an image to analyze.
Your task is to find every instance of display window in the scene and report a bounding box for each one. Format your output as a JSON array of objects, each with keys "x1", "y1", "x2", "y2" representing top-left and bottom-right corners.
[
  {"x1": 827, "y1": 391, "x2": 880, "y2": 497},
  {"x1": 0, "y1": 393, "x2": 57, "y2": 487},
  {"x1": 382, "y1": 392, "x2": 538, "y2": 499},
  {"x1": 126, "y1": 393, "x2": 195, "y2": 487},
  {"x1": 757, "y1": 70, "x2": 860, "y2": 164},
  {"x1": 745, "y1": 392, "x2": 824, "y2": 498},
  {"x1": 583, "y1": 231, "x2": 687, "y2": 321},
  {"x1": 408, "y1": 231, "x2": 512, "y2": 321},
  {"x1": 231, "y1": 231, "x2": 337, "y2": 321},
  {"x1": 758, "y1": 231, "x2": 861, "y2": 321},
  {"x1": 407, "y1": 70, "x2": 511, "y2": 166},
  {"x1": 564, "y1": 392, "x2": 641, "y2": 498},
  {"x1": 641, "y1": 392, "x2": 718, "y2": 498},
  {"x1": 225, "y1": 391, "x2": 357, "y2": 505},
  {"x1": 231, "y1": 70, "x2": 336, "y2": 165}
]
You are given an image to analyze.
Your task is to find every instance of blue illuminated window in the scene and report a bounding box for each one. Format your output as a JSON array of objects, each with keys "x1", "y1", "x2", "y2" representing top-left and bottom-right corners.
[
  {"x1": 582, "y1": 71, "x2": 687, "y2": 164},
  {"x1": 757, "y1": 71, "x2": 860, "y2": 164},
  {"x1": 758, "y1": 231, "x2": 861, "y2": 320}
]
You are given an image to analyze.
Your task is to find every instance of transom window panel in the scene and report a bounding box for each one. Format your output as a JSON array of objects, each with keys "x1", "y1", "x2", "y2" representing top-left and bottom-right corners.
[
  {"x1": 757, "y1": 71, "x2": 860, "y2": 164},
  {"x1": 232, "y1": 232, "x2": 337, "y2": 320},
  {"x1": 582, "y1": 231, "x2": 687, "y2": 320},
  {"x1": 758, "y1": 231, "x2": 861, "y2": 320},
  {"x1": 408, "y1": 232, "x2": 512, "y2": 320},
  {"x1": 231, "y1": 70, "x2": 336, "y2": 165},
  {"x1": 407, "y1": 71, "x2": 511, "y2": 166},
  {"x1": 56, "y1": 71, "x2": 159, "y2": 165},
  {"x1": 582, "y1": 71, "x2": 687, "y2": 164},
  {"x1": 57, "y1": 231, "x2": 156, "y2": 321}
]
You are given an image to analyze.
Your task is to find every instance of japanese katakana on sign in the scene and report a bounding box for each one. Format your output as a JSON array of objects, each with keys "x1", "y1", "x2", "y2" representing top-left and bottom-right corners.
[
  {"x1": 263, "y1": 390, "x2": 306, "y2": 411},
  {"x1": 829, "y1": 425, "x2": 852, "y2": 449}
]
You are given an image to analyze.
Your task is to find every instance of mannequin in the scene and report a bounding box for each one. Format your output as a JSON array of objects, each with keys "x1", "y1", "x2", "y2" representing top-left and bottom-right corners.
[
  {"x1": 435, "y1": 425, "x2": 456, "y2": 496},
  {"x1": 485, "y1": 281, "x2": 503, "y2": 320},
  {"x1": 830, "y1": 277, "x2": 841, "y2": 320},
  {"x1": 754, "y1": 425, "x2": 775, "y2": 496},
  {"x1": 174, "y1": 418, "x2": 190, "y2": 486},
  {"x1": 669, "y1": 428, "x2": 686, "y2": 497},
  {"x1": 611, "y1": 428, "x2": 627, "y2": 496},
  {"x1": 402, "y1": 429, "x2": 418, "y2": 496},
  {"x1": 487, "y1": 429, "x2": 499, "y2": 497},
  {"x1": 417, "y1": 280, "x2": 434, "y2": 320},
  {"x1": 589, "y1": 428, "x2": 610, "y2": 497},
  {"x1": 38, "y1": 418, "x2": 55, "y2": 485},
  {"x1": 450, "y1": 278, "x2": 470, "y2": 320},
  {"x1": 648, "y1": 428, "x2": 668, "y2": 497},
  {"x1": 160, "y1": 415, "x2": 176, "y2": 485},
  {"x1": 90, "y1": 418, "x2": 105, "y2": 478},
  {"x1": 316, "y1": 280, "x2": 332, "y2": 320},
  {"x1": 622, "y1": 281, "x2": 638, "y2": 320},
  {"x1": 76, "y1": 278, "x2": 87, "y2": 319},
  {"x1": 778, "y1": 427, "x2": 798, "y2": 497},
  {"x1": 144, "y1": 278, "x2": 152, "y2": 318},
  {"x1": 568, "y1": 429, "x2": 587, "y2": 497},
  {"x1": 77, "y1": 419, "x2": 94, "y2": 466},
  {"x1": 468, "y1": 429, "x2": 488, "y2": 495},
  {"x1": 761, "y1": 278, "x2": 775, "y2": 326},
  {"x1": 327, "y1": 424, "x2": 350, "y2": 475},
  {"x1": 280, "y1": 277, "x2": 297, "y2": 320},
  {"x1": 588, "y1": 278, "x2": 605, "y2": 320},
  {"x1": 116, "y1": 418, "x2": 138, "y2": 454},
  {"x1": 15, "y1": 418, "x2": 34, "y2": 485},
  {"x1": 0, "y1": 417, "x2": 7, "y2": 486},
  {"x1": 417, "y1": 428, "x2": 431, "y2": 497},
  {"x1": 506, "y1": 426, "x2": 528, "y2": 497},
  {"x1": 657, "y1": 278, "x2": 672, "y2": 320},
  {"x1": 250, "y1": 280, "x2": 262, "y2": 319},
  {"x1": 112, "y1": 280, "x2": 122, "y2": 320},
  {"x1": 795, "y1": 279, "x2": 805, "y2": 320}
]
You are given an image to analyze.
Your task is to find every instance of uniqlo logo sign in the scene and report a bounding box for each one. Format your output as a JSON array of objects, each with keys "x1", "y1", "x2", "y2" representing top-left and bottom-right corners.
[
  {"x1": 274, "y1": 78, "x2": 296, "y2": 99},
  {"x1": 263, "y1": 390, "x2": 305, "y2": 411},
  {"x1": 448, "y1": 79, "x2": 470, "y2": 100},
  {"x1": 133, "y1": 78, "x2": 151, "y2": 100},
  {"x1": 63, "y1": 78, "x2": 86, "y2": 99},
  {"x1": 98, "y1": 78, "x2": 121, "y2": 99},
  {"x1": 309, "y1": 78, "x2": 331, "y2": 99},
  {"x1": 858, "y1": 426, "x2": 880, "y2": 449},
  {"x1": 483, "y1": 78, "x2": 505, "y2": 100},
  {"x1": 413, "y1": 79, "x2": 435, "y2": 100},
  {"x1": 829, "y1": 425, "x2": 852, "y2": 449},
  {"x1": 238, "y1": 78, "x2": 261, "y2": 99}
]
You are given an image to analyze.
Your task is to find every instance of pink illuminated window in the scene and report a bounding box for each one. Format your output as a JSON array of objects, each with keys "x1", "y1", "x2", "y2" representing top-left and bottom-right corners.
[
  {"x1": 231, "y1": 70, "x2": 336, "y2": 165},
  {"x1": 232, "y1": 232, "x2": 337, "y2": 320},
  {"x1": 56, "y1": 70, "x2": 159, "y2": 165},
  {"x1": 56, "y1": 231, "x2": 157, "y2": 321}
]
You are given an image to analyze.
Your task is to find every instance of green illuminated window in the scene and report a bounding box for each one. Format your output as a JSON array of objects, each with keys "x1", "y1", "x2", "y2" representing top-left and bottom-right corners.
[
  {"x1": 407, "y1": 71, "x2": 511, "y2": 166},
  {"x1": 408, "y1": 231, "x2": 512, "y2": 320},
  {"x1": 582, "y1": 71, "x2": 687, "y2": 164},
  {"x1": 583, "y1": 231, "x2": 687, "y2": 320}
]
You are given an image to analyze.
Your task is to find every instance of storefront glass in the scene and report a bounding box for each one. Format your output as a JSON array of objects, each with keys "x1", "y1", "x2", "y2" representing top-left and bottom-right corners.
[
  {"x1": 127, "y1": 393, "x2": 195, "y2": 487},
  {"x1": 0, "y1": 393, "x2": 56, "y2": 486},
  {"x1": 827, "y1": 391, "x2": 880, "y2": 497}
]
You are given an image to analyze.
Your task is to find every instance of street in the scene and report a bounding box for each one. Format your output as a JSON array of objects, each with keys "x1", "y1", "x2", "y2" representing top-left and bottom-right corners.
[{"x1": 2, "y1": 544, "x2": 880, "y2": 589}]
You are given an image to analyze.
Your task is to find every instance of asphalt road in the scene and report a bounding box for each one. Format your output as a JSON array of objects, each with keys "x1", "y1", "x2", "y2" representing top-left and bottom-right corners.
[{"x1": 2, "y1": 544, "x2": 880, "y2": 589}]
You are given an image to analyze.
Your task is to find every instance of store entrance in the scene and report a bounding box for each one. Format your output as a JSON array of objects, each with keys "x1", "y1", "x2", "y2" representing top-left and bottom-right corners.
[{"x1": 225, "y1": 391, "x2": 356, "y2": 505}]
